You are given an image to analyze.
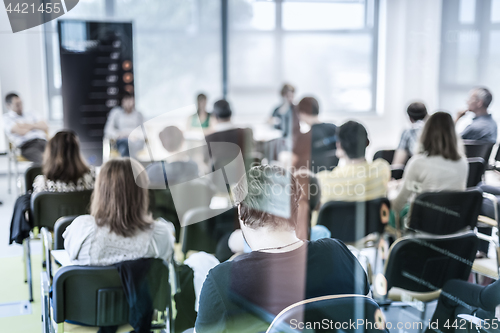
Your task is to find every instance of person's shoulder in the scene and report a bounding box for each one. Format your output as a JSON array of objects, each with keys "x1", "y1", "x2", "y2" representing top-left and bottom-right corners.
[
  {"x1": 308, "y1": 238, "x2": 345, "y2": 251},
  {"x1": 72, "y1": 214, "x2": 95, "y2": 225}
]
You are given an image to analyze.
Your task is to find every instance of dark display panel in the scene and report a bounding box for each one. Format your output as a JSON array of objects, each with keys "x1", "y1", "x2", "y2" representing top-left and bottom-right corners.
[{"x1": 58, "y1": 20, "x2": 134, "y2": 165}]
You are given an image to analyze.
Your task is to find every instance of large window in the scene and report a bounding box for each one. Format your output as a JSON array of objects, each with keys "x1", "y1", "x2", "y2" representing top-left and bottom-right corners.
[
  {"x1": 440, "y1": 0, "x2": 500, "y2": 111},
  {"x1": 45, "y1": 0, "x2": 379, "y2": 120},
  {"x1": 228, "y1": 0, "x2": 380, "y2": 118}
]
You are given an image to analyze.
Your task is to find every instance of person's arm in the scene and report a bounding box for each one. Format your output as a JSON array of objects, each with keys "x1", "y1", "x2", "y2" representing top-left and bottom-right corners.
[
  {"x1": 151, "y1": 219, "x2": 176, "y2": 262},
  {"x1": 32, "y1": 120, "x2": 49, "y2": 132},
  {"x1": 10, "y1": 122, "x2": 35, "y2": 136},
  {"x1": 392, "y1": 149, "x2": 408, "y2": 167},
  {"x1": 63, "y1": 216, "x2": 94, "y2": 262},
  {"x1": 390, "y1": 157, "x2": 419, "y2": 215},
  {"x1": 455, "y1": 109, "x2": 468, "y2": 124},
  {"x1": 104, "y1": 109, "x2": 119, "y2": 139},
  {"x1": 195, "y1": 270, "x2": 229, "y2": 333}
]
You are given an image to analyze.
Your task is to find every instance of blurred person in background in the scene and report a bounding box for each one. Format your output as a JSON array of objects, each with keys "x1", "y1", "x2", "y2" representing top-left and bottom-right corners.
[
  {"x1": 3, "y1": 92, "x2": 48, "y2": 164},
  {"x1": 104, "y1": 91, "x2": 144, "y2": 157},
  {"x1": 392, "y1": 102, "x2": 428, "y2": 166}
]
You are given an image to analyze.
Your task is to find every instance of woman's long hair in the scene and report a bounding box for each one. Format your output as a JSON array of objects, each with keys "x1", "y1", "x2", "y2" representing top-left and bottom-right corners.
[
  {"x1": 90, "y1": 158, "x2": 153, "y2": 237},
  {"x1": 418, "y1": 111, "x2": 463, "y2": 161},
  {"x1": 42, "y1": 130, "x2": 90, "y2": 183}
]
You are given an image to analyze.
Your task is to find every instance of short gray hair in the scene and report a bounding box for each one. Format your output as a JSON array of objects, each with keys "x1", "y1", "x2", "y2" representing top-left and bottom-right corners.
[{"x1": 474, "y1": 87, "x2": 493, "y2": 108}]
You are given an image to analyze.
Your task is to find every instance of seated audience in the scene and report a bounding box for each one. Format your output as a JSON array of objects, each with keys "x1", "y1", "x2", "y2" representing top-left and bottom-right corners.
[
  {"x1": 392, "y1": 102, "x2": 428, "y2": 166},
  {"x1": 104, "y1": 92, "x2": 144, "y2": 157},
  {"x1": 33, "y1": 131, "x2": 94, "y2": 194},
  {"x1": 426, "y1": 279, "x2": 500, "y2": 333},
  {"x1": 205, "y1": 99, "x2": 253, "y2": 167},
  {"x1": 63, "y1": 158, "x2": 175, "y2": 266},
  {"x1": 146, "y1": 126, "x2": 198, "y2": 188},
  {"x1": 187, "y1": 93, "x2": 212, "y2": 130},
  {"x1": 456, "y1": 87, "x2": 497, "y2": 143},
  {"x1": 270, "y1": 83, "x2": 295, "y2": 137},
  {"x1": 195, "y1": 165, "x2": 370, "y2": 333},
  {"x1": 317, "y1": 121, "x2": 391, "y2": 202},
  {"x1": 391, "y1": 111, "x2": 468, "y2": 220},
  {"x1": 297, "y1": 97, "x2": 337, "y2": 172},
  {"x1": 3, "y1": 92, "x2": 48, "y2": 164}
]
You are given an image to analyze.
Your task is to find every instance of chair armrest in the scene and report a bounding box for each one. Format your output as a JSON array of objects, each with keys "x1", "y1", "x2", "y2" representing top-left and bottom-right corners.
[
  {"x1": 478, "y1": 215, "x2": 498, "y2": 227},
  {"x1": 482, "y1": 193, "x2": 499, "y2": 225}
]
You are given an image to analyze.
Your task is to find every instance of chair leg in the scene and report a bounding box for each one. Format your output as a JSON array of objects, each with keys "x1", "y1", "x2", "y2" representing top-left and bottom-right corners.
[
  {"x1": 22, "y1": 240, "x2": 27, "y2": 283},
  {"x1": 26, "y1": 238, "x2": 33, "y2": 302},
  {"x1": 8, "y1": 154, "x2": 11, "y2": 194},
  {"x1": 14, "y1": 158, "x2": 19, "y2": 196}
]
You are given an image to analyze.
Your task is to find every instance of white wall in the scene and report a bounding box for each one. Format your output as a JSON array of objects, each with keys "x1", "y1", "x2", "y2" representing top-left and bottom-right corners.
[{"x1": 0, "y1": 9, "x2": 48, "y2": 119}]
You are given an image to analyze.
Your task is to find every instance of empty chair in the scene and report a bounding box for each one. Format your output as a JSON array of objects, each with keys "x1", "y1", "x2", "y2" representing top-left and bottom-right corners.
[
  {"x1": 407, "y1": 190, "x2": 482, "y2": 235},
  {"x1": 181, "y1": 207, "x2": 238, "y2": 257},
  {"x1": 463, "y1": 140, "x2": 494, "y2": 162},
  {"x1": 467, "y1": 157, "x2": 486, "y2": 188},
  {"x1": 316, "y1": 198, "x2": 390, "y2": 244},
  {"x1": 373, "y1": 150, "x2": 395, "y2": 164},
  {"x1": 24, "y1": 164, "x2": 42, "y2": 193},
  {"x1": 384, "y1": 232, "x2": 478, "y2": 304},
  {"x1": 268, "y1": 295, "x2": 388, "y2": 333},
  {"x1": 46, "y1": 259, "x2": 170, "y2": 333}
]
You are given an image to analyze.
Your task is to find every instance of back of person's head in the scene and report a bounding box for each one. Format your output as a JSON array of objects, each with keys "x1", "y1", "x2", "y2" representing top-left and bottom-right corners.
[
  {"x1": 232, "y1": 165, "x2": 301, "y2": 231},
  {"x1": 197, "y1": 93, "x2": 207, "y2": 102},
  {"x1": 473, "y1": 87, "x2": 493, "y2": 108},
  {"x1": 91, "y1": 158, "x2": 152, "y2": 237},
  {"x1": 43, "y1": 130, "x2": 89, "y2": 183},
  {"x1": 213, "y1": 99, "x2": 232, "y2": 120},
  {"x1": 281, "y1": 84, "x2": 295, "y2": 97},
  {"x1": 407, "y1": 102, "x2": 427, "y2": 122},
  {"x1": 5, "y1": 92, "x2": 19, "y2": 105},
  {"x1": 297, "y1": 97, "x2": 320, "y2": 116},
  {"x1": 159, "y1": 126, "x2": 184, "y2": 152},
  {"x1": 419, "y1": 111, "x2": 462, "y2": 161},
  {"x1": 338, "y1": 121, "x2": 369, "y2": 159}
]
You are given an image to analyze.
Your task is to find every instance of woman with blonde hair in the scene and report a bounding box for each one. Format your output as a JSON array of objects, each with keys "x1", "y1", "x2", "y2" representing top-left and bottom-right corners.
[
  {"x1": 33, "y1": 130, "x2": 95, "y2": 193},
  {"x1": 63, "y1": 158, "x2": 175, "y2": 266},
  {"x1": 391, "y1": 111, "x2": 468, "y2": 219}
]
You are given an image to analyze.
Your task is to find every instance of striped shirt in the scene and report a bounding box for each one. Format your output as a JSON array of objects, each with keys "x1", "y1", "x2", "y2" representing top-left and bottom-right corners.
[{"x1": 317, "y1": 159, "x2": 391, "y2": 203}]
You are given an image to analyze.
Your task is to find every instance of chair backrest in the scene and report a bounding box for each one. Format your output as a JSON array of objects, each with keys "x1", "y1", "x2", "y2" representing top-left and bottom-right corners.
[
  {"x1": 464, "y1": 140, "x2": 494, "y2": 161},
  {"x1": 24, "y1": 164, "x2": 42, "y2": 193},
  {"x1": 267, "y1": 295, "x2": 387, "y2": 333},
  {"x1": 54, "y1": 216, "x2": 77, "y2": 250},
  {"x1": 31, "y1": 190, "x2": 93, "y2": 230},
  {"x1": 52, "y1": 259, "x2": 169, "y2": 326},
  {"x1": 467, "y1": 157, "x2": 486, "y2": 188},
  {"x1": 181, "y1": 207, "x2": 238, "y2": 255},
  {"x1": 408, "y1": 190, "x2": 482, "y2": 235},
  {"x1": 384, "y1": 232, "x2": 478, "y2": 293},
  {"x1": 317, "y1": 198, "x2": 390, "y2": 243},
  {"x1": 373, "y1": 150, "x2": 395, "y2": 164}
]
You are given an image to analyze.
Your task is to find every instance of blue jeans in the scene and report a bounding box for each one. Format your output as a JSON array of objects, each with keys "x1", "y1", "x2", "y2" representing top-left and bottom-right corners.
[{"x1": 116, "y1": 138, "x2": 130, "y2": 157}]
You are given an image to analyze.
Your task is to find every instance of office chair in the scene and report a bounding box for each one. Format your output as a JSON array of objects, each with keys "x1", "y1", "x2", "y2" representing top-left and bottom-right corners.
[
  {"x1": 467, "y1": 158, "x2": 486, "y2": 188},
  {"x1": 407, "y1": 190, "x2": 482, "y2": 235},
  {"x1": 24, "y1": 164, "x2": 42, "y2": 193}
]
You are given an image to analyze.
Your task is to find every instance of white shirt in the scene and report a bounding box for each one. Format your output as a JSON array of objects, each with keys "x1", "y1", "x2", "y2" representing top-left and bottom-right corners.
[
  {"x1": 3, "y1": 110, "x2": 46, "y2": 147},
  {"x1": 104, "y1": 107, "x2": 144, "y2": 140},
  {"x1": 63, "y1": 215, "x2": 175, "y2": 266},
  {"x1": 391, "y1": 154, "x2": 469, "y2": 214}
]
